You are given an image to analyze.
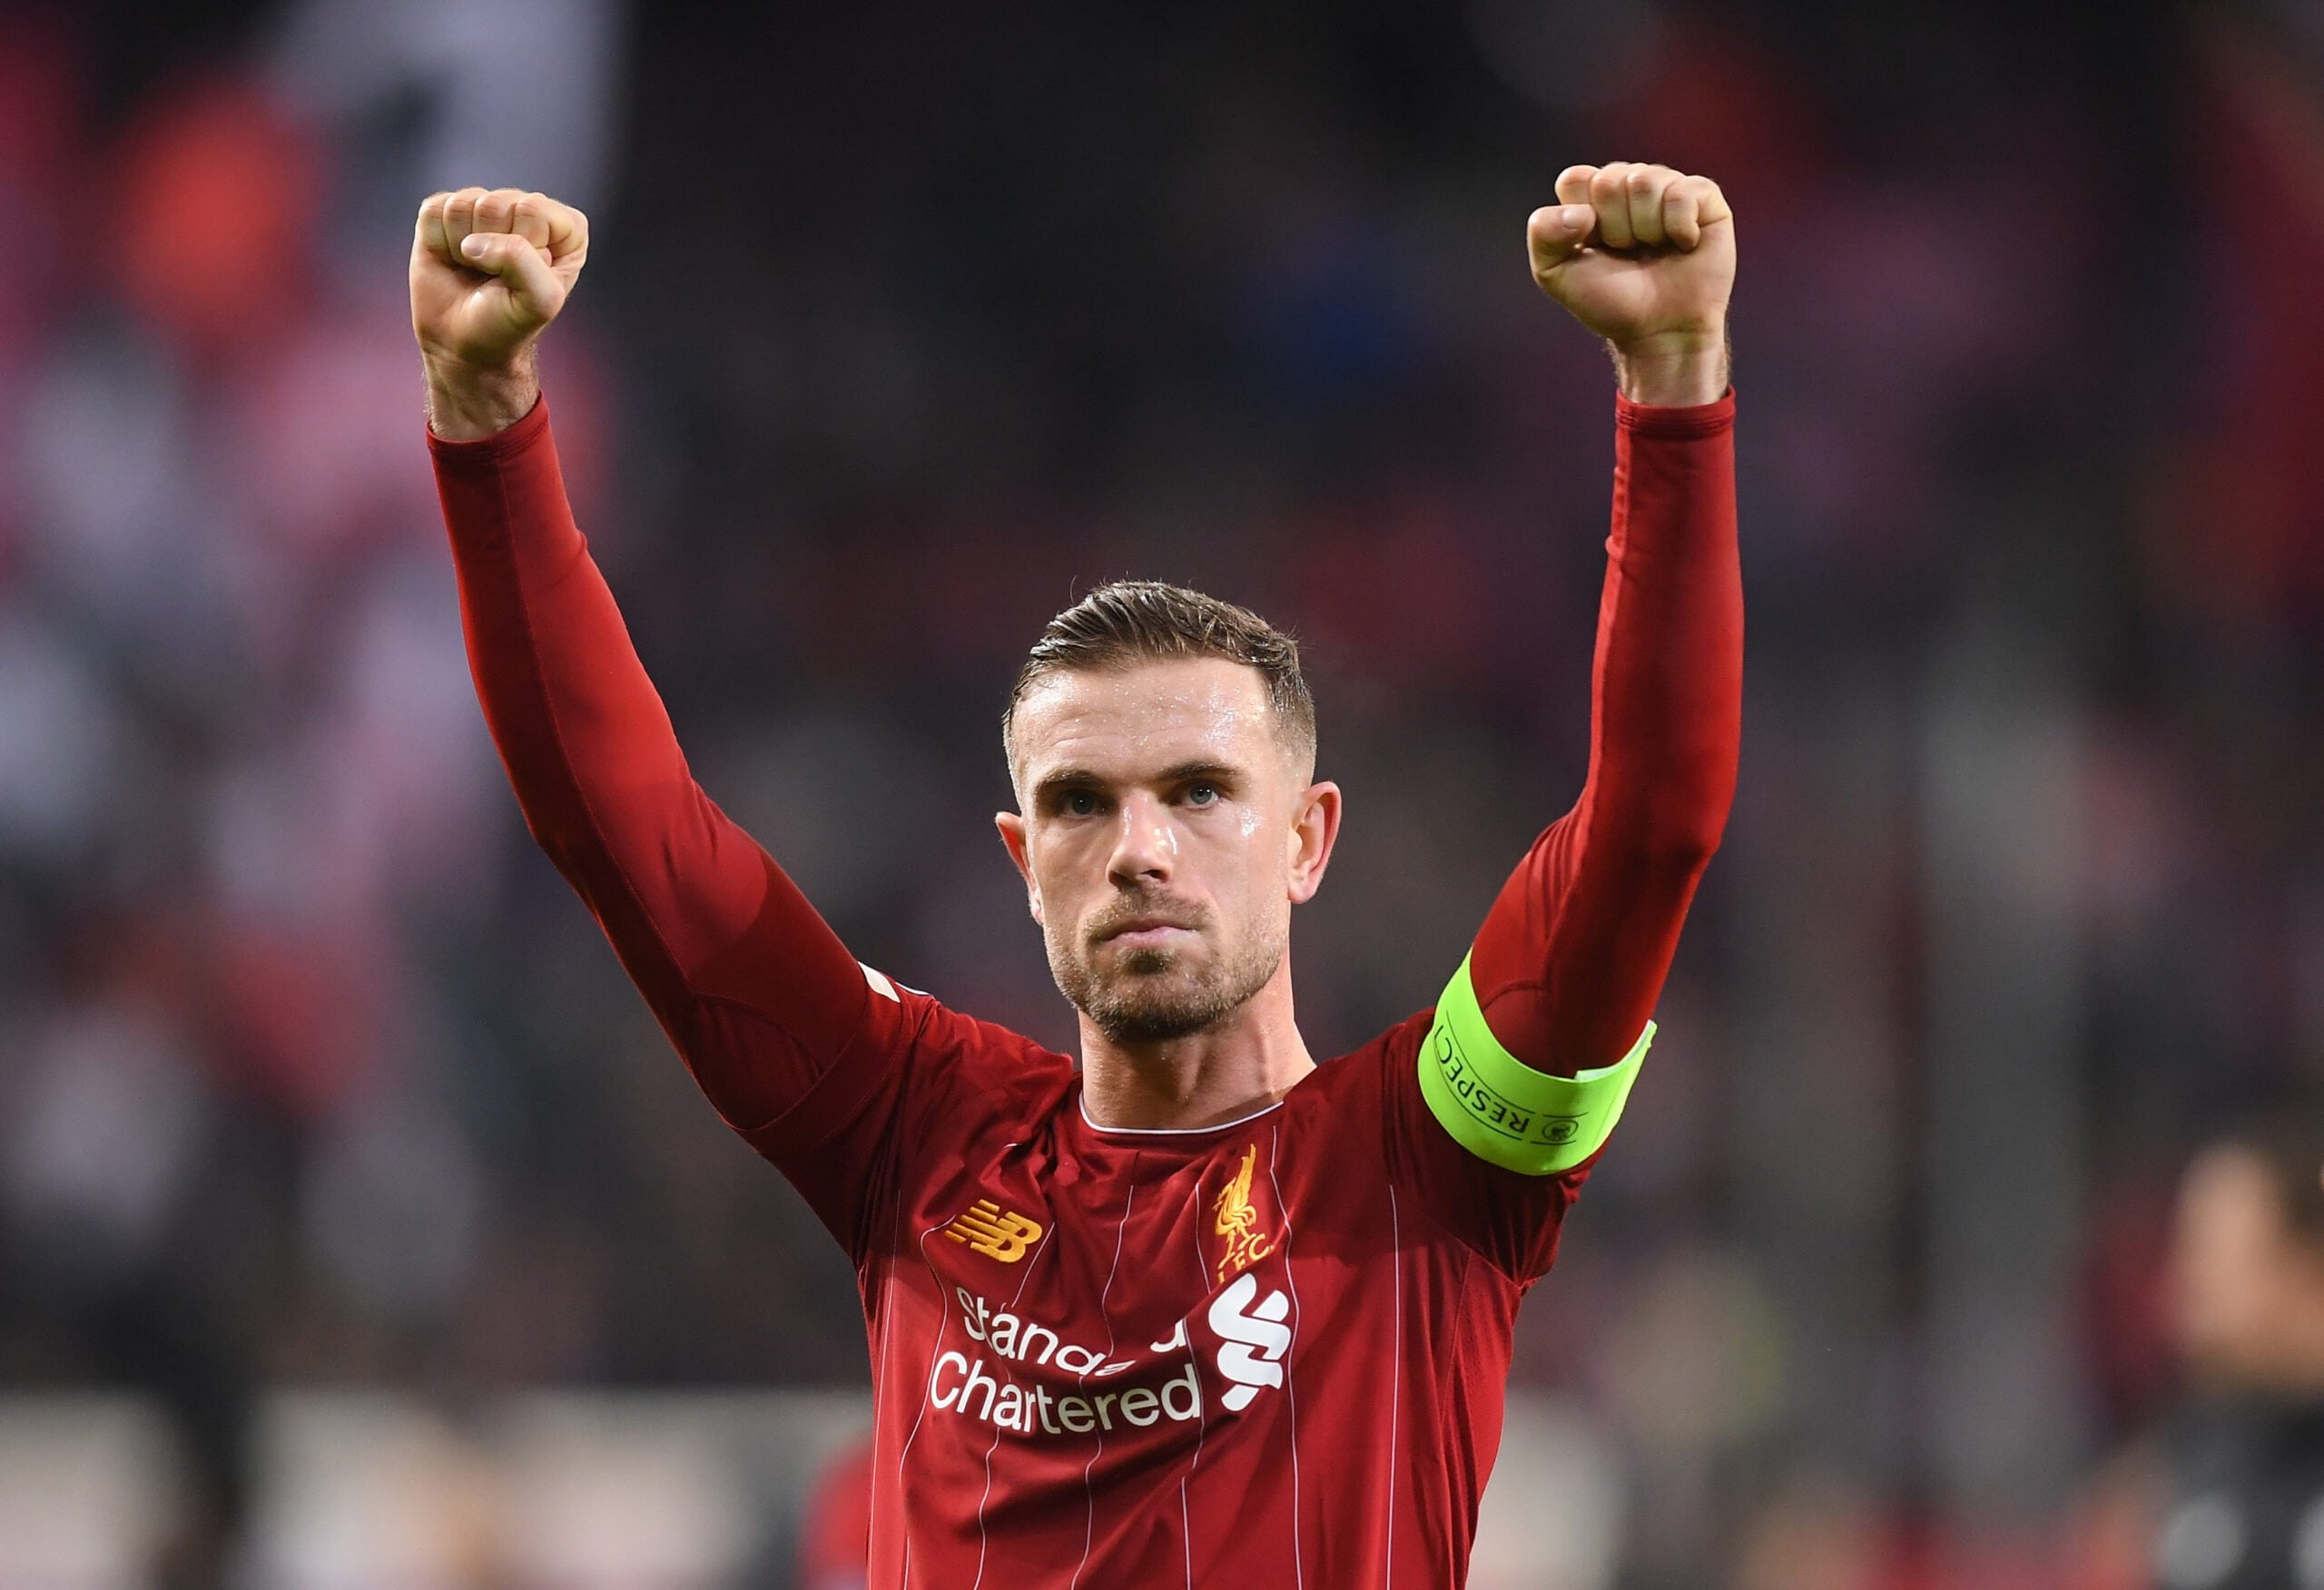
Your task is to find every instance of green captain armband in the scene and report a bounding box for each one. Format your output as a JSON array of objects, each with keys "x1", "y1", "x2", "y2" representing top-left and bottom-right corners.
[{"x1": 1417, "y1": 954, "x2": 1653, "y2": 1175}]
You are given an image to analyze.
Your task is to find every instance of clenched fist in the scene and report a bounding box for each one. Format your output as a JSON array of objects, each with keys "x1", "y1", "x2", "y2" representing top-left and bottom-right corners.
[
  {"x1": 1528, "y1": 162, "x2": 1732, "y2": 406},
  {"x1": 411, "y1": 187, "x2": 588, "y2": 438}
]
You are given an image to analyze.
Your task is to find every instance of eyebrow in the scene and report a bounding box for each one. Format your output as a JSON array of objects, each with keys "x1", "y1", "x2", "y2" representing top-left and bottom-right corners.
[{"x1": 1029, "y1": 760, "x2": 1243, "y2": 803}]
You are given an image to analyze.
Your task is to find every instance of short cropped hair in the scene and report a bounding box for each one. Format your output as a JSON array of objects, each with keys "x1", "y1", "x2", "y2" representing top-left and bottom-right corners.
[
  {"x1": 1003, "y1": 580, "x2": 1316, "y2": 771},
  {"x1": 2216, "y1": 1109, "x2": 2324, "y2": 1244}
]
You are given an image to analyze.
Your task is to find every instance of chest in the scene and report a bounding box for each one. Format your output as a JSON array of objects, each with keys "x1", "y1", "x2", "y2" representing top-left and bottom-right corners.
[{"x1": 888, "y1": 1117, "x2": 1387, "y2": 1441}]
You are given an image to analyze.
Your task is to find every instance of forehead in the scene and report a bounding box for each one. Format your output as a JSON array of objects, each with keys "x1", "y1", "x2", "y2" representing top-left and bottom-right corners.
[{"x1": 1011, "y1": 657, "x2": 1278, "y2": 782}]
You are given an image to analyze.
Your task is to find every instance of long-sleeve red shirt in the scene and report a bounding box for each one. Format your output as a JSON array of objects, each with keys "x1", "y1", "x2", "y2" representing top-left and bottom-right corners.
[{"x1": 430, "y1": 390, "x2": 1738, "y2": 1587}]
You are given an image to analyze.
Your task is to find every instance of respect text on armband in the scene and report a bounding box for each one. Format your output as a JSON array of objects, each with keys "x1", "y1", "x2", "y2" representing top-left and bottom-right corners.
[{"x1": 1429, "y1": 1026, "x2": 1584, "y2": 1146}]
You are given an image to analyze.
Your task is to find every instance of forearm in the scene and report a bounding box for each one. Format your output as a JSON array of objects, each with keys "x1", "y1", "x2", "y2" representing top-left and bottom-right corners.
[
  {"x1": 431, "y1": 394, "x2": 694, "y2": 882},
  {"x1": 1583, "y1": 393, "x2": 1742, "y2": 862},
  {"x1": 1469, "y1": 392, "x2": 1741, "y2": 1074},
  {"x1": 429, "y1": 396, "x2": 870, "y2": 1122}
]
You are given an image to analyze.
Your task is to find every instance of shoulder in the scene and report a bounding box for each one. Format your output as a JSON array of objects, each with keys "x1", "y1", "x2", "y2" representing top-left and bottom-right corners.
[
  {"x1": 1318, "y1": 1003, "x2": 1595, "y2": 1282},
  {"x1": 1303, "y1": 1013, "x2": 1434, "y2": 1099},
  {"x1": 891, "y1": 984, "x2": 1078, "y2": 1132},
  {"x1": 745, "y1": 972, "x2": 1074, "y2": 1163},
  {"x1": 1277, "y1": 1011, "x2": 1434, "y2": 1143}
]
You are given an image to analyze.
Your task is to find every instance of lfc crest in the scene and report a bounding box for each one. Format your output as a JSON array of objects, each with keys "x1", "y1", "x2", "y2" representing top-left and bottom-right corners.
[{"x1": 1212, "y1": 1143, "x2": 1277, "y2": 1282}]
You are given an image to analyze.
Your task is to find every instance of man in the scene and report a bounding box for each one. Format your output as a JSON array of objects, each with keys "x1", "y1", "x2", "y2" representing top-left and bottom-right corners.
[
  {"x1": 2148, "y1": 1117, "x2": 2324, "y2": 1589},
  {"x1": 414, "y1": 160, "x2": 1738, "y2": 1585}
]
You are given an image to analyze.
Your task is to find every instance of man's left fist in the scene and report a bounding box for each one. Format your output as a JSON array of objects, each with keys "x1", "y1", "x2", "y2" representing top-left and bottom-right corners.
[{"x1": 1528, "y1": 162, "x2": 1733, "y2": 369}]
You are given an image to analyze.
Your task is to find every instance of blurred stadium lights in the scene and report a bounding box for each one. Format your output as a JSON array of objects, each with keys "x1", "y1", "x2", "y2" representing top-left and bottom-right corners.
[{"x1": 1464, "y1": 0, "x2": 1665, "y2": 111}]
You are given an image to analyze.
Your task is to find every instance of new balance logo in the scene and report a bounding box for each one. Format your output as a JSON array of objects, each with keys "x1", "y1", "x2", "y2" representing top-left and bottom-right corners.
[
  {"x1": 944, "y1": 1200, "x2": 1043, "y2": 1262},
  {"x1": 1207, "y1": 1271, "x2": 1292, "y2": 1411}
]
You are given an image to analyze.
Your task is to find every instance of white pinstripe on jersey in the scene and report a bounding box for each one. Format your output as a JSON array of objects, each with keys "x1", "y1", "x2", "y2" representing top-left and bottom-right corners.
[
  {"x1": 1384, "y1": 1182, "x2": 1403, "y2": 1588},
  {"x1": 1067, "y1": 1168, "x2": 1137, "y2": 1590},
  {"x1": 968, "y1": 1165, "x2": 1051, "y2": 1590},
  {"x1": 1264, "y1": 1123, "x2": 1305, "y2": 1590}
]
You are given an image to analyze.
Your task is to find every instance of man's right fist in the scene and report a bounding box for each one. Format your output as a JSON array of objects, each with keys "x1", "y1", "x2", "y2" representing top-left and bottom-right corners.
[{"x1": 411, "y1": 188, "x2": 586, "y2": 437}]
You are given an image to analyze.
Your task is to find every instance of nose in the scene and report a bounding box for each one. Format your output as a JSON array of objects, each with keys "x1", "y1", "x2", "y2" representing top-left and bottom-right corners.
[{"x1": 1106, "y1": 790, "x2": 1177, "y2": 887}]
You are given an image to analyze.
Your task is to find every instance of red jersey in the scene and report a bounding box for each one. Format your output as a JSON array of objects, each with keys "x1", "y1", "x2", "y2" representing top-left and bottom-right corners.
[{"x1": 429, "y1": 391, "x2": 1738, "y2": 1587}]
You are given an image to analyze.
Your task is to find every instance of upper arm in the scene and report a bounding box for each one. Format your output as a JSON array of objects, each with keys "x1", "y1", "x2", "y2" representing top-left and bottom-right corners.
[
  {"x1": 1380, "y1": 810, "x2": 1669, "y2": 1282},
  {"x1": 1374, "y1": 1013, "x2": 1592, "y2": 1284}
]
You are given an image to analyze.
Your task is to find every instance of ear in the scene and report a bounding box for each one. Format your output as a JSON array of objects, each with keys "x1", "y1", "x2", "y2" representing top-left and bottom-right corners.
[
  {"x1": 994, "y1": 810, "x2": 1043, "y2": 923},
  {"x1": 1285, "y1": 780, "x2": 1342, "y2": 905}
]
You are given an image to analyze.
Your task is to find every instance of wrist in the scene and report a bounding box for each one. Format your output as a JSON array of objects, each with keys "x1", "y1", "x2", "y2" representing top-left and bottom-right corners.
[
  {"x1": 423, "y1": 348, "x2": 541, "y2": 440},
  {"x1": 1610, "y1": 326, "x2": 1729, "y2": 407}
]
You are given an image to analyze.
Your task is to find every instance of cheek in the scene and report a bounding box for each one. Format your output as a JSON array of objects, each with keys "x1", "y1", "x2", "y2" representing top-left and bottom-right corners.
[
  {"x1": 1032, "y1": 828, "x2": 1108, "y2": 916},
  {"x1": 1199, "y1": 810, "x2": 1288, "y2": 905}
]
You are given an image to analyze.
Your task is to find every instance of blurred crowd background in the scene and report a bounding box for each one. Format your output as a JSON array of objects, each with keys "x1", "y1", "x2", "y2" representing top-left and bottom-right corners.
[{"x1": 2, "y1": 0, "x2": 2322, "y2": 1585}]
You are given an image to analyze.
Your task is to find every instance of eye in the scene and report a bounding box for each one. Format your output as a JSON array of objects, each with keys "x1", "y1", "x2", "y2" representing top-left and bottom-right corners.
[
  {"x1": 1185, "y1": 782, "x2": 1220, "y2": 808},
  {"x1": 1063, "y1": 790, "x2": 1102, "y2": 818}
]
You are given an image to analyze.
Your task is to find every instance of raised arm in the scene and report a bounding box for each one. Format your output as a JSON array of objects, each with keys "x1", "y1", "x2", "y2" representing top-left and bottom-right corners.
[
  {"x1": 413, "y1": 189, "x2": 881, "y2": 1135},
  {"x1": 1413, "y1": 165, "x2": 1739, "y2": 1191},
  {"x1": 1475, "y1": 162, "x2": 1739, "y2": 1068}
]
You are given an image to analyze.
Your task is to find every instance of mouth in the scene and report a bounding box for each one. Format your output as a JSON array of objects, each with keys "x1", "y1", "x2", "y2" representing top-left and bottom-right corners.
[
  {"x1": 1096, "y1": 914, "x2": 1199, "y2": 950},
  {"x1": 1105, "y1": 924, "x2": 1194, "y2": 951}
]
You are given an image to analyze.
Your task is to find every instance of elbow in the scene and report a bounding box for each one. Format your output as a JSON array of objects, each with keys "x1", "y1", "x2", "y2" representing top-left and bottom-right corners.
[
  {"x1": 1629, "y1": 819, "x2": 1725, "y2": 883},
  {"x1": 521, "y1": 807, "x2": 581, "y2": 859},
  {"x1": 530, "y1": 824, "x2": 596, "y2": 888},
  {"x1": 1646, "y1": 816, "x2": 1727, "y2": 878},
  {"x1": 1621, "y1": 769, "x2": 1735, "y2": 880},
  {"x1": 522, "y1": 805, "x2": 608, "y2": 887}
]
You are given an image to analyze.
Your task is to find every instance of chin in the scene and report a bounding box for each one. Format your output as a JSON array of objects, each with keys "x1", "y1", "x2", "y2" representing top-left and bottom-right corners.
[
  {"x1": 1050, "y1": 928, "x2": 1283, "y2": 1046},
  {"x1": 1116, "y1": 946, "x2": 1187, "y2": 977},
  {"x1": 1077, "y1": 964, "x2": 1234, "y2": 1045},
  {"x1": 1089, "y1": 997, "x2": 1232, "y2": 1046}
]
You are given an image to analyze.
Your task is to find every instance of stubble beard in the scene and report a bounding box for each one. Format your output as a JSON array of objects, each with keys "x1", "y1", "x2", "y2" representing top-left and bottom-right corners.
[{"x1": 1049, "y1": 908, "x2": 1285, "y2": 1045}]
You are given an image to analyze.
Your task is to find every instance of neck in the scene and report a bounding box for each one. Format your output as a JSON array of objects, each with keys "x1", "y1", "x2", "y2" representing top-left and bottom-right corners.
[{"x1": 1077, "y1": 957, "x2": 1315, "y2": 1130}]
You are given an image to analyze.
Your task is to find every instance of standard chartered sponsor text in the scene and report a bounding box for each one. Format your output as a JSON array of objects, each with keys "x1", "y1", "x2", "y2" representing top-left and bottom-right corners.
[{"x1": 931, "y1": 1287, "x2": 1203, "y2": 1437}]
